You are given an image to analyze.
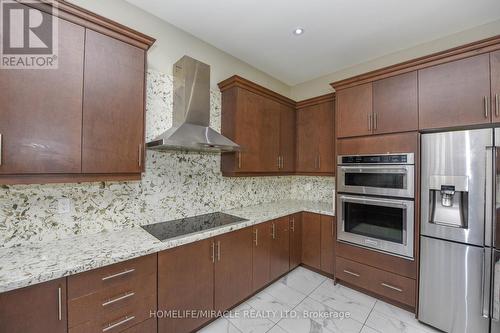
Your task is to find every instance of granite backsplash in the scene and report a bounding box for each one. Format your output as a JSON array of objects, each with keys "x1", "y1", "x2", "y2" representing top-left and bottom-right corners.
[{"x1": 0, "y1": 71, "x2": 334, "y2": 248}]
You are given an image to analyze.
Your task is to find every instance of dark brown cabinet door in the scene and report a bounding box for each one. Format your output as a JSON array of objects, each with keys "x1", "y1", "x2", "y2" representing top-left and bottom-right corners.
[
  {"x1": 419, "y1": 54, "x2": 491, "y2": 130},
  {"x1": 317, "y1": 101, "x2": 335, "y2": 173},
  {"x1": 320, "y1": 215, "x2": 336, "y2": 275},
  {"x1": 0, "y1": 278, "x2": 67, "y2": 333},
  {"x1": 270, "y1": 217, "x2": 290, "y2": 280},
  {"x1": 289, "y1": 213, "x2": 302, "y2": 269},
  {"x1": 280, "y1": 104, "x2": 296, "y2": 172},
  {"x1": 301, "y1": 212, "x2": 321, "y2": 270},
  {"x1": 82, "y1": 29, "x2": 145, "y2": 174},
  {"x1": 492, "y1": 50, "x2": 500, "y2": 123},
  {"x1": 373, "y1": 72, "x2": 418, "y2": 134},
  {"x1": 252, "y1": 221, "x2": 272, "y2": 292},
  {"x1": 236, "y1": 90, "x2": 280, "y2": 172},
  {"x1": 296, "y1": 105, "x2": 319, "y2": 172},
  {"x1": 158, "y1": 239, "x2": 214, "y2": 333},
  {"x1": 336, "y1": 83, "x2": 373, "y2": 138},
  {"x1": 214, "y1": 227, "x2": 253, "y2": 311},
  {"x1": 0, "y1": 17, "x2": 84, "y2": 174}
]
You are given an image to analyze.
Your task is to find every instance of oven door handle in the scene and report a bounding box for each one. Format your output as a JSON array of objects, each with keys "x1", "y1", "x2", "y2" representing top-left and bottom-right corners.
[
  {"x1": 339, "y1": 166, "x2": 410, "y2": 174},
  {"x1": 339, "y1": 195, "x2": 411, "y2": 209}
]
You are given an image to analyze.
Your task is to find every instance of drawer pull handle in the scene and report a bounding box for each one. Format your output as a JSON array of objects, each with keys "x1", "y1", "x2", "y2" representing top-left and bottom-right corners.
[
  {"x1": 381, "y1": 282, "x2": 403, "y2": 293},
  {"x1": 102, "y1": 268, "x2": 135, "y2": 281},
  {"x1": 343, "y1": 269, "x2": 360, "y2": 277},
  {"x1": 57, "y1": 286, "x2": 62, "y2": 321},
  {"x1": 102, "y1": 315, "x2": 135, "y2": 332},
  {"x1": 102, "y1": 291, "x2": 135, "y2": 307}
]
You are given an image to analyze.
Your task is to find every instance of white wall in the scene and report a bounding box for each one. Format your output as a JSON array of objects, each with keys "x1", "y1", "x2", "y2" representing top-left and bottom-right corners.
[
  {"x1": 291, "y1": 19, "x2": 500, "y2": 101},
  {"x1": 67, "y1": 0, "x2": 291, "y2": 97}
]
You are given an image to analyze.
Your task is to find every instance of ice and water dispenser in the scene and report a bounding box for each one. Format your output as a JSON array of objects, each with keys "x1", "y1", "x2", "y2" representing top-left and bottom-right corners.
[{"x1": 428, "y1": 175, "x2": 469, "y2": 228}]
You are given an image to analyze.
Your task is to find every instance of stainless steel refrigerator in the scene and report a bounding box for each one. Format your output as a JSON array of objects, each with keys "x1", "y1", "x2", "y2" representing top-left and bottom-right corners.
[{"x1": 419, "y1": 128, "x2": 500, "y2": 333}]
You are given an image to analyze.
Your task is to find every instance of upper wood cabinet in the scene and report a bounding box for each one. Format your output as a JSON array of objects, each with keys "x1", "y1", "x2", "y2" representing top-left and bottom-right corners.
[
  {"x1": 491, "y1": 50, "x2": 500, "y2": 123},
  {"x1": 0, "y1": 1, "x2": 154, "y2": 184},
  {"x1": 0, "y1": 278, "x2": 67, "y2": 333},
  {"x1": 296, "y1": 94, "x2": 335, "y2": 174},
  {"x1": 373, "y1": 72, "x2": 418, "y2": 134},
  {"x1": 82, "y1": 30, "x2": 145, "y2": 174},
  {"x1": 336, "y1": 72, "x2": 417, "y2": 138},
  {"x1": 219, "y1": 76, "x2": 296, "y2": 176},
  {"x1": 419, "y1": 54, "x2": 491, "y2": 129},
  {"x1": 0, "y1": 15, "x2": 85, "y2": 175},
  {"x1": 336, "y1": 83, "x2": 373, "y2": 138}
]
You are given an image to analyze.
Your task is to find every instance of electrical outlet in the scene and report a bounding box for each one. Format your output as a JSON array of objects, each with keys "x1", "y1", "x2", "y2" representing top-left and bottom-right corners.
[{"x1": 57, "y1": 198, "x2": 71, "y2": 214}]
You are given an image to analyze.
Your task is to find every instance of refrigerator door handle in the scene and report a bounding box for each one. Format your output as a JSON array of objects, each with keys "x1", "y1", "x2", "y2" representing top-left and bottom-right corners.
[
  {"x1": 482, "y1": 247, "x2": 492, "y2": 318},
  {"x1": 485, "y1": 147, "x2": 494, "y2": 248}
]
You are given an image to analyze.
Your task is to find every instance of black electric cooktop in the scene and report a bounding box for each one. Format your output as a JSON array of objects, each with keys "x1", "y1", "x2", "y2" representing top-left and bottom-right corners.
[{"x1": 141, "y1": 212, "x2": 248, "y2": 241}]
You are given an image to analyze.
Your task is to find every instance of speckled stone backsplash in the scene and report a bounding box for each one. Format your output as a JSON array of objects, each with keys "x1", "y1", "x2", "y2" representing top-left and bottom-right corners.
[{"x1": 0, "y1": 71, "x2": 334, "y2": 248}]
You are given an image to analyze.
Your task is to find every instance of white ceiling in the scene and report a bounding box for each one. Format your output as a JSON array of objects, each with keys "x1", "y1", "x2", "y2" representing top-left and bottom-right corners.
[{"x1": 126, "y1": 0, "x2": 500, "y2": 85}]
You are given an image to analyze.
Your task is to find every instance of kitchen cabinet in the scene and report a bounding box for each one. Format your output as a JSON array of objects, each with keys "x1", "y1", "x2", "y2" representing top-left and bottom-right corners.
[
  {"x1": 419, "y1": 54, "x2": 491, "y2": 130},
  {"x1": 0, "y1": 16, "x2": 85, "y2": 175},
  {"x1": 0, "y1": 0, "x2": 154, "y2": 185},
  {"x1": 336, "y1": 83, "x2": 373, "y2": 138},
  {"x1": 0, "y1": 278, "x2": 67, "y2": 333},
  {"x1": 301, "y1": 212, "x2": 322, "y2": 270},
  {"x1": 158, "y1": 239, "x2": 214, "y2": 333},
  {"x1": 372, "y1": 72, "x2": 418, "y2": 134},
  {"x1": 68, "y1": 254, "x2": 157, "y2": 333},
  {"x1": 214, "y1": 227, "x2": 254, "y2": 311},
  {"x1": 320, "y1": 215, "x2": 336, "y2": 275},
  {"x1": 491, "y1": 50, "x2": 500, "y2": 122},
  {"x1": 270, "y1": 217, "x2": 290, "y2": 280},
  {"x1": 289, "y1": 213, "x2": 302, "y2": 269},
  {"x1": 336, "y1": 72, "x2": 417, "y2": 138},
  {"x1": 252, "y1": 221, "x2": 273, "y2": 292},
  {"x1": 82, "y1": 29, "x2": 145, "y2": 174},
  {"x1": 219, "y1": 76, "x2": 296, "y2": 176},
  {"x1": 296, "y1": 94, "x2": 335, "y2": 174}
]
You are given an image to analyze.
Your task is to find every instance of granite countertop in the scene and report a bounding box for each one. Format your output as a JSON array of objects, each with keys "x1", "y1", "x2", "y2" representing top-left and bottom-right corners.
[{"x1": 0, "y1": 200, "x2": 334, "y2": 293}]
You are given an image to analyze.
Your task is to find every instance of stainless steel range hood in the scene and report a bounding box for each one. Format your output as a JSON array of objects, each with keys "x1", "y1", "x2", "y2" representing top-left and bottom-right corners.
[{"x1": 146, "y1": 56, "x2": 240, "y2": 152}]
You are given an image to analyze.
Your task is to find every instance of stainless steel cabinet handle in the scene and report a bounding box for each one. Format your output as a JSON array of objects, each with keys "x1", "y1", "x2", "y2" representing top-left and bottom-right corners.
[
  {"x1": 373, "y1": 113, "x2": 378, "y2": 130},
  {"x1": 496, "y1": 94, "x2": 499, "y2": 117},
  {"x1": 272, "y1": 223, "x2": 276, "y2": 240},
  {"x1": 331, "y1": 218, "x2": 334, "y2": 236},
  {"x1": 343, "y1": 269, "x2": 360, "y2": 277},
  {"x1": 290, "y1": 218, "x2": 295, "y2": 232},
  {"x1": 102, "y1": 291, "x2": 135, "y2": 307},
  {"x1": 381, "y1": 282, "x2": 403, "y2": 293},
  {"x1": 138, "y1": 144, "x2": 142, "y2": 167},
  {"x1": 0, "y1": 133, "x2": 3, "y2": 166},
  {"x1": 254, "y1": 229, "x2": 258, "y2": 246},
  {"x1": 238, "y1": 152, "x2": 242, "y2": 169},
  {"x1": 277, "y1": 156, "x2": 280, "y2": 169},
  {"x1": 57, "y1": 286, "x2": 62, "y2": 321},
  {"x1": 211, "y1": 242, "x2": 215, "y2": 263},
  {"x1": 318, "y1": 154, "x2": 321, "y2": 170},
  {"x1": 102, "y1": 268, "x2": 135, "y2": 281},
  {"x1": 485, "y1": 96, "x2": 490, "y2": 119},
  {"x1": 102, "y1": 315, "x2": 135, "y2": 332},
  {"x1": 280, "y1": 156, "x2": 284, "y2": 169},
  {"x1": 368, "y1": 114, "x2": 372, "y2": 131},
  {"x1": 217, "y1": 241, "x2": 221, "y2": 261}
]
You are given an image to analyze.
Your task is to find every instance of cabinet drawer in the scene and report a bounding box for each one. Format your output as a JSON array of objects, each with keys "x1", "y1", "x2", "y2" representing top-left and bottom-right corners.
[
  {"x1": 68, "y1": 272, "x2": 156, "y2": 327},
  {"x1": 336, "y1": 257, "x2": 415, "y2": 307},
  {"x1": 122, "y1": 318, "x2": 157, "y2": 333},
  {"x1": 68, "y1": 254, "x2": 156, "y2": 299},
  {"x1": 68, "y1": 292, "x2": 156, "y2": 333}
]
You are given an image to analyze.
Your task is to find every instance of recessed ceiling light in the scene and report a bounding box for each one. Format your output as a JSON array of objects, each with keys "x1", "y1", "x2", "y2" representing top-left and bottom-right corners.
[{"x1": 293, "y1": 27, "x2": 304, "y2": 36}]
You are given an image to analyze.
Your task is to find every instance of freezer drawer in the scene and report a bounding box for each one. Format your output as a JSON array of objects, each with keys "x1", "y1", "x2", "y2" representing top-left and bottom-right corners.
[
  {"x1": 492, "y1": 250, "x2": 500, "y2": 333},
  {"x1": 418, "y1": 236, "x2": 489, "y2": 333}
]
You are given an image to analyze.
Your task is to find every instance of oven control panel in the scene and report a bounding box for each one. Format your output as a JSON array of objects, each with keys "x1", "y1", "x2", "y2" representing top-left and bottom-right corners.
[{"x1": 339, "y1": 153, "x2": 413, "y2": 165}]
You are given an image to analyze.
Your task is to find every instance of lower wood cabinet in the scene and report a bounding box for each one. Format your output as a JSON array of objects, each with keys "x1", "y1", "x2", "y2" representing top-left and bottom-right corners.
[
  {"x1": 270, "y1": 217, "x2": 290, "y2": 280},
  {"x1": 0, "y1": 278, "x2": 67, "y2": 333},
  {"x1": 336, "y1": 257, "x2": 416, "y2": 308},
  {"x1": 320, "y1": 215, "x2": 336, "y2": 275},
  {"x1": 301, "y1": 212, "x2": 322, "y2": 270},
  {"x1": 252, "y1": 221, "x2": 273, "y2": 292},
  {"x1": 214, "y1": 228, "x2": 254, "y2": 311},
  {"x1": 289, "y1": 213, "x2": 302, "y2": 269},
  {"x1": 158, "y1": 239, "x2": 214, "y2": 333}
]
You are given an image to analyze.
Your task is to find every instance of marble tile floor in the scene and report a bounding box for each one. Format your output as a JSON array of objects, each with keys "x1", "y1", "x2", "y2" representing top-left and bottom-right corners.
[{"x1": 198, "y1": 266, "x2": 440, "y2": 333}]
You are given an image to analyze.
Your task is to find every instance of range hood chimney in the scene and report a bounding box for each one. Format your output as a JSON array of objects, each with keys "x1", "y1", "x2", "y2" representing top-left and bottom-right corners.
[{"x1": 146, "y1": 56, "x2": 240, "y2": 152}]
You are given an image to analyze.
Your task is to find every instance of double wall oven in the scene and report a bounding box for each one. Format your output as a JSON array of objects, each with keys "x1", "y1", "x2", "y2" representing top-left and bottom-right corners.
[{"x1": 337, "y1": 153, "x2": 415, "y2": 259}]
